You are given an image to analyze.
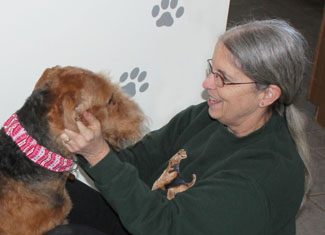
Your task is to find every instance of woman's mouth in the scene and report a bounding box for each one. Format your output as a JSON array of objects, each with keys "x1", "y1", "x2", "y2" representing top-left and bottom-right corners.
[{"x1": 207, "y1": 96, "x2": 221, "y2": 105}]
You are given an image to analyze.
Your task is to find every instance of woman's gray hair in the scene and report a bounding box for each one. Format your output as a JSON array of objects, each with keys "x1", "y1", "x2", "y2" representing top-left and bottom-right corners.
[{"x1": 219, "y1": 19, "x2": 311, "y2": 192}]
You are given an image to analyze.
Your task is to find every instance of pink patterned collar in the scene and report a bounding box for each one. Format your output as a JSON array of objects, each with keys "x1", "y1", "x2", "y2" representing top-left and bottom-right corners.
[{"x1": 2, "y1": 113, "x2": 74, "y2": 172}]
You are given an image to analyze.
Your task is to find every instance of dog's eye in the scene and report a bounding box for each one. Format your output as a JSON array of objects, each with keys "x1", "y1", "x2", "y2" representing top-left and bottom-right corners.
[
  {"x1": 107, "y1": 94, "x2": 115, "y2": 106},
  {"x1": 108, "y1": 99, "x2": 113, "y2": 105}
]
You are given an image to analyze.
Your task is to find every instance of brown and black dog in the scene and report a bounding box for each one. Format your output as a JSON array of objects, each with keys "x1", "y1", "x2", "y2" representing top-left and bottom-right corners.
[{"x1": 0, "y1": 66, "x2": 146, "y2": 235}]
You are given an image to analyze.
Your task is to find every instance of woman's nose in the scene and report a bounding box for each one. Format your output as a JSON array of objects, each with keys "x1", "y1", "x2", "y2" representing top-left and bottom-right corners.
[{"x1": 202, "y1": 74, "x2": 217, "y2": 90}]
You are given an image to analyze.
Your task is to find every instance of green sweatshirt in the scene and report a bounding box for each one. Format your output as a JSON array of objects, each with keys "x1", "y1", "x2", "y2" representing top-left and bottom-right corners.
[{"x1": 80, "y1": 102, "x2": 305, "y2": 235}]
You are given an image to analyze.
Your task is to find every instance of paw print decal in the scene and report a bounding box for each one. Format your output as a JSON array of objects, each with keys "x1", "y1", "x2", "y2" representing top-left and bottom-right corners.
[
  {"x1": 152, "y1": 0, "x2": 185, "y2": 27},
  {"x1": 119, "y1": 67, "x2": 149, "y2": 97}
]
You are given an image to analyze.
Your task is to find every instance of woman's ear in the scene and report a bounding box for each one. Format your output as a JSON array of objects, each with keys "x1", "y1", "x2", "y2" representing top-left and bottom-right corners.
[{"x1": 259, "y1": 85, "x2": 281, "y2": 107}]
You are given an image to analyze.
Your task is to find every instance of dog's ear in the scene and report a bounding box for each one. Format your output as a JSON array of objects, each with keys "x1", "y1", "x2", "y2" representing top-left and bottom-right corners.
[
  {"x1": 47, "y1": 87, "x2": 82, "y2": 138},
  {"x1": 34, "y1": 66, "x2": 62, "y2": 91}
]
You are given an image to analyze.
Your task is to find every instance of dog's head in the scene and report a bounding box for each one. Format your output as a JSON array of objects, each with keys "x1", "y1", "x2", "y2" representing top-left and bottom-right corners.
[{"x1": 33, "y1": 66, "x2": 146, "y2": 155}]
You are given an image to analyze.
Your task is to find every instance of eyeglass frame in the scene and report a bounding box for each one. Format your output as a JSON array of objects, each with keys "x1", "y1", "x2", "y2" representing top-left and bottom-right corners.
[{"x1": 207, "y1": 59, "x2": 257, "y2": 87}]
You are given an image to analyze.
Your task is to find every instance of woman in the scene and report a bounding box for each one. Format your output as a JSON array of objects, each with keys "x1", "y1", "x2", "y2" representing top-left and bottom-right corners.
[{"x1": 59, "y1": 19, "x2": 310, "y2": 235}]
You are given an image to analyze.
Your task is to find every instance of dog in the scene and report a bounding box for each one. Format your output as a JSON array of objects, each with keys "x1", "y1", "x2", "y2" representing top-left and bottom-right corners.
[{"x1": 0, "y1": 66, "x2": 146, "y2": 235}]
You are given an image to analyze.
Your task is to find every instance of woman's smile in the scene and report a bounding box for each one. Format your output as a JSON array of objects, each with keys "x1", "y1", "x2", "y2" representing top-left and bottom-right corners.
[{"x1": 207, "y1": 94, "x2": 222, "y2": 106}]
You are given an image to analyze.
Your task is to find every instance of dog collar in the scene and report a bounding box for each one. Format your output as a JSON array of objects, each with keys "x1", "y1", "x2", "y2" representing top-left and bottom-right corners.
[{"x1": 2, "y1": 113, "x2": 74, "y2": 172}]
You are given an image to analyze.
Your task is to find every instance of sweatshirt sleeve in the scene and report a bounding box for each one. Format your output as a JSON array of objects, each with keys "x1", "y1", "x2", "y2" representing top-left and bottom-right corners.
[{"x1": 80, "y1": 152, "x2": 268, "y2": 235}]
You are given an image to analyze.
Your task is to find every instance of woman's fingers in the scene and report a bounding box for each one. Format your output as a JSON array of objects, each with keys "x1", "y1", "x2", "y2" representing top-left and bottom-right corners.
[
  {"x1": 61, "y1": 132, "x2": 71, "y2": 144},
  {"x1": 83, "y1": 111, "x2": 101, "y2": 130},
  {"x1": 76, "y1": 120, "x2": 95, "y2": 141},
  {"x1": 59, "y1": 112, "x2": 110, "y2": 163},
  {"x1": 60, "y1": 131, "x2": 76, "y2": 152}
]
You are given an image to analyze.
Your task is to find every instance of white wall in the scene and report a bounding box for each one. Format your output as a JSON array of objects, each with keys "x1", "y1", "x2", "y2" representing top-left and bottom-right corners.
[{"x1": 0, "y1": 0, "x2": 230, "y2": 184}]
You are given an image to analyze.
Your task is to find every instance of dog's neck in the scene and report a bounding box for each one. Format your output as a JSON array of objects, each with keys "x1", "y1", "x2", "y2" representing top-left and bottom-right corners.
[{"x1": 2, "y1": 113, "x2": 74, "y2": 172}]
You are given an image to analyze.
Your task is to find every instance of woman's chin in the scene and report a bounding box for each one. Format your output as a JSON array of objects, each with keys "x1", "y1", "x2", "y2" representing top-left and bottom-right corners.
[
  {"x1": 207, "y1": 100, "x2": 222, "y2": 119},
  {"x1": 208, "y1": 107, "x2": 220, "y2": 120}
]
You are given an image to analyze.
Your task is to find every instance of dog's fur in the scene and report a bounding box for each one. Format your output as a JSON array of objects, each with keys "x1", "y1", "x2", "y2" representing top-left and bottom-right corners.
[{"x1": 0, "y1": 66, "x2": 145, "y2": 235}]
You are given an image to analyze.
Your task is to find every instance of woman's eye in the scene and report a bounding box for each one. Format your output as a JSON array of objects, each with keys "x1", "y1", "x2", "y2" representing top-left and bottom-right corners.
[
  {"x1": 221, "y1": 74, "x2": 232, "y2": 83},
  {"x1": 223, "y1": 77, "x2": 231, "y2": 83}
]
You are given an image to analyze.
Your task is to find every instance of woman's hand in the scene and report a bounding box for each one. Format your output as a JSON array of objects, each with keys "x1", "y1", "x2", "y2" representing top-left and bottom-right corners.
[{"x1": 60, "y1": 111, "x2": 110, "y2": 166}]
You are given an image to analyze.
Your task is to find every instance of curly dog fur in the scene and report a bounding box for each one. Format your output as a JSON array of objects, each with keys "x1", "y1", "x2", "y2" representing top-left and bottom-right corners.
[{"x1": 0, "y1": 66, "x2": 145, "y2": 235}]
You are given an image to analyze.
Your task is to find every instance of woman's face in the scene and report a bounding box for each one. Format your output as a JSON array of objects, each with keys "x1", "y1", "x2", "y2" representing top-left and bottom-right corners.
[{"x1": 202, "y1": 43, "x2": 265, "y2": 127}]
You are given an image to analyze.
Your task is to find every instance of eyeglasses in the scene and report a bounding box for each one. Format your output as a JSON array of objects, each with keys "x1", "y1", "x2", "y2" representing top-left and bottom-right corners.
[{"x1": 207, "y1": 59, "x2": 257, "y2": 88}]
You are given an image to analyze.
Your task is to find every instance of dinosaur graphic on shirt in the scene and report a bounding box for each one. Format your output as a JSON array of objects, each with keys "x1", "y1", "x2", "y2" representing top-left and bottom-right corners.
[{"x1": 152, "y1": 149, "x2": 196, "y2": 200}]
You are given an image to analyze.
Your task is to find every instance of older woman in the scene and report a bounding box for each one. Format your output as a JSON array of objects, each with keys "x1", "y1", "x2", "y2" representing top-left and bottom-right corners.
[{"x1": 59, "y1": 19, "x2": 310, "y2": 235}]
